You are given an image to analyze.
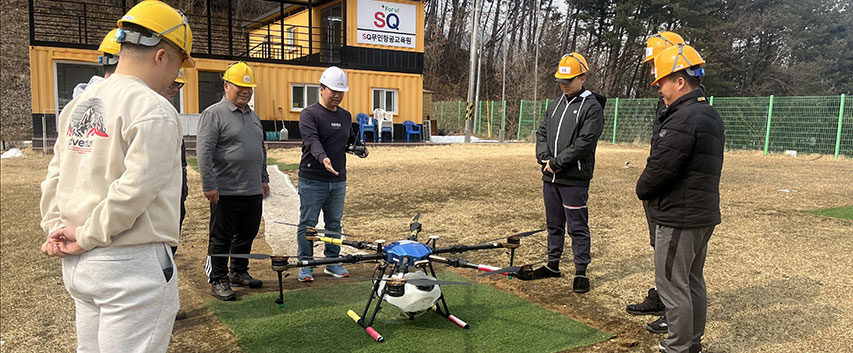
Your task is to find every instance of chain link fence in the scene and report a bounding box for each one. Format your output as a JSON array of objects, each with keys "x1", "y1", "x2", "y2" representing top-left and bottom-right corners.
[{"x1": 432, "y1": 94, "x2": 852, "y2": 158}]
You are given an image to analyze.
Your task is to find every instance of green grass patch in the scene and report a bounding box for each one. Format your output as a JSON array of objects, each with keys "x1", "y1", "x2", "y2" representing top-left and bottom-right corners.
[
  {"x1": 207, "y1": 273, "x2": 612, "y2": 353},
  {"x1": 186, "y1": 157, "x2": 198, "y2": 171},
  {"x1": 807, "y1": 205, "x2": 853, "y2": 220},
  {"x1": 185, "y1": 157, "x2": 297, "y2": 173},
  {"x1": 267, "y1": 157, "x2": 298, "y2": 171}
]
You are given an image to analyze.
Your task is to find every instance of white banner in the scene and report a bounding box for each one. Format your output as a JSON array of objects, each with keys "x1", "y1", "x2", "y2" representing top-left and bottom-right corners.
[{"x1": 356, "y1": 0, "x2": 417, "y2": 48}]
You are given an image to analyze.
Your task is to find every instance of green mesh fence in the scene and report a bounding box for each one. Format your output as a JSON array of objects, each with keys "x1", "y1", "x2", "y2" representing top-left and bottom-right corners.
[
  {"x1": 713, "y1": 96, "x2": 771, "y2": 151},
  {"x1": 433, "y1": 100, "x2": 507, "y2": 138},
  {"x1": 432, "y1": 94, "x2": 851, "y2": 158}
]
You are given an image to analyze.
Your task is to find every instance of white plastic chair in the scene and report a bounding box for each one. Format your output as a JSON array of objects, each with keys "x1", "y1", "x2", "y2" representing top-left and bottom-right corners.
[{"x1": 374, "y1": 108, "x2": 394, "y2": 142}]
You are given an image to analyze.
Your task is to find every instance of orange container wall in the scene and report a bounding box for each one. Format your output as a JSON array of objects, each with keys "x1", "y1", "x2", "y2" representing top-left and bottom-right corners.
[
  {"x1": 345, "y1": 0, "x2": 424, "y2": 53},
  {"x1": 30, "y1": 47, "x2": 423, "y2": 124},
  {"x1": 165, "y1": 59, "x2": 423, "y2": 124},
  {"x1": 29, "y1": 46, "x2": 100, "y2": 114}
]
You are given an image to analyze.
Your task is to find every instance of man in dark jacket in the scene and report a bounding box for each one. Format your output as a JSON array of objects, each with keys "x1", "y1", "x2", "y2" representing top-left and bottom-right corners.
[
  {"x1": 532, "y1": 52, "x2": 605, "y2": 293},
  {"x1": 627, "y1": 31, "x2": 686, "y2": 334},
  {"x1": 637, "y1": 44, "x2": 724, "y2": 353},
  {"x1": 296, "y1": 66, "x2": 368, "y2": 282}
]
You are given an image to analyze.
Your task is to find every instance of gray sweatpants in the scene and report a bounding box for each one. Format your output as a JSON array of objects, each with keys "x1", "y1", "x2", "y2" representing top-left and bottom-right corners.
[
  {"x1": 654, "y1": 225, "x2": 715, "y2": 353},
  {"x1": 61, "y1": 242, "x2": 179, "y2": 353}
]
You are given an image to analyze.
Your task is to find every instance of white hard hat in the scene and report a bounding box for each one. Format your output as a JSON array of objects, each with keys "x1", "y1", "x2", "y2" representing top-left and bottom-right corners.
[{"x1": 319, "y1": 66, "x2": 349, "y2": 92}]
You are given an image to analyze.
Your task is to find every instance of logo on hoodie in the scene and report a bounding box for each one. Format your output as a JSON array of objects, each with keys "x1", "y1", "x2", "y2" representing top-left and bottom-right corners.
[{"x1": 66, "y1": 98, "x2": 109, "y2": 154}]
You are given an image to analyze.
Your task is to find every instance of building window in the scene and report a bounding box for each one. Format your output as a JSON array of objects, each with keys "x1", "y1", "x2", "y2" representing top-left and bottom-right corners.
[
  {"x1": 372, "y1": 88, "x2": 398, "y2": 114},
  {"x1": 198, "y1": 71, "x2": 224, "y2": 112},
  {"x1": 169, "y1": 87, "x2": 182, "y2": 113},
  {"x1": 291, "y1": 84, "x2": 319, "y2": 110},
  {"x1": 55, "y1": 62, "x2": 104, "y2": 112}
]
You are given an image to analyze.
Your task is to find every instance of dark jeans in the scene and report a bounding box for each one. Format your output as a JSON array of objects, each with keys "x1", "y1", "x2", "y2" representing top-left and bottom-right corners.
[
  {"x1": 206, "y1": 194, "x2": 263, "y2": 282},
  {"x1": 543, "y1": 182, "x2": 590, "y2": 272},
  {"x1": 296, "y1": 177, "x2": 346, "y2": 261}
]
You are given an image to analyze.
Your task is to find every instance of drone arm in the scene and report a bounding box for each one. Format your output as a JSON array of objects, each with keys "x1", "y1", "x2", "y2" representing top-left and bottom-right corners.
[
  {"x1": 427, "y1": 255, "x2": 502, "y2": 273},
  {"x1": 432, "y1": 243, "x2": 505, "y2": 254},
  {"x1": 307, "y1": 235, "x2": 378, "y2": 251}
]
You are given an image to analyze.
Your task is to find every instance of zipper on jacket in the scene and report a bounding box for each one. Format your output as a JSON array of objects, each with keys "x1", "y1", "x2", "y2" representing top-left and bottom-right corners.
[{"x1": 552, "y1": 95, "x2": 575, "y2": 183}]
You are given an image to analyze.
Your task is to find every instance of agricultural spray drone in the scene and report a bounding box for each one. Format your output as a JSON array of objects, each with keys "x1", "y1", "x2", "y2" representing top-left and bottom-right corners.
[{"x1": 213, "y1": 214, "x2": 550, "y2": 343}]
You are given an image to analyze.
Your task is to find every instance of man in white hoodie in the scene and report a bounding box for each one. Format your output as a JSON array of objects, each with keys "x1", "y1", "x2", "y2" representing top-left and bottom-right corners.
[{"x1": 39, "y1": 1, "x2": 193, "y2": 351}]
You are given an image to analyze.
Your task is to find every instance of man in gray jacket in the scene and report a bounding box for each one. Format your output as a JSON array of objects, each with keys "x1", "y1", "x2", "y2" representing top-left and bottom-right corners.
[
  {"x1": 533, "y1": 52, "x2": 605, "y2": 293},
  {"x1": 197, "y1": 62, "x2": 270, "y2": 301}
]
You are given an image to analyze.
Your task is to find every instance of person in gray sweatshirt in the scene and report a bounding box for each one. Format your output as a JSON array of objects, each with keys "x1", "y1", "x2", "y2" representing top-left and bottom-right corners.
[{"x1": 197, "y1": 62, "x2": 270, "y2": 301}]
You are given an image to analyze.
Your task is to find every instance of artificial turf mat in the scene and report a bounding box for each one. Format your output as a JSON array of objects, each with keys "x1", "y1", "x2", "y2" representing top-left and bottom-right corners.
[
  {"x1": 207, "y1": 272, "x2": 613, "y2": 353},
  {"x1": 807, "y1": 205, "x2": 853, "y2": 221}
]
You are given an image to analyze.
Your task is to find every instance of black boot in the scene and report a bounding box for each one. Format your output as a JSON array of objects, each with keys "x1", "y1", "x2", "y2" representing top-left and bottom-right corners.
[
  {"x1": 646, "y1": 315, "x2": 668, "y2": 334},
  {"x1": 627, "y1": 287, "x2": 665, "y2": 315},
  {"x1": 210, "y1": 278, "x2": 236, "y2": 301}
]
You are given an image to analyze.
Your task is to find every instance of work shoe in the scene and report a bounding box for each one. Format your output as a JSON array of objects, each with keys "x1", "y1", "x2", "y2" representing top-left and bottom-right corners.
[
  {"x1": 646, "y1": 315, "x2": 668, "y2": 334},
  {"x1": 573, "y1": 275, "x2": 590, "y2": 293},
  {"x1": 627, "y1": 287, "x2": 666, "y2": 315},
  {"x1": 230, "y1": 272, "x2": 263, "y2": 288},
  {"x1": 298, "y1": 267, "x2": 314, "y2": 282},
  {"x1": 324, "y1": 265, "x2": 350, "y2": 278},
  {"x1": 659, "y1": 342, "x2": 699, "y2": 353},
  {"x1": 210, "y1": 278, "x2": 236, "y2": 301},
  {"x1": 528, "y1": 265, "x2": 563, "y2": 280}
]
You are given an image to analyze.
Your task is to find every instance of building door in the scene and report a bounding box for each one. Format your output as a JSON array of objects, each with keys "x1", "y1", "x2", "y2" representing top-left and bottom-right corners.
[{"x1": 321, "y1": 4, "x2": 342, "y2": 63}]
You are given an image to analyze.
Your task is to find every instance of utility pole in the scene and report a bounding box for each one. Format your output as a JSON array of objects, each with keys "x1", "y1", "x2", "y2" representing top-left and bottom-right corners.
[
  {"x1": 464, "y1": 0, "x2": 482, "y2": 143},
  {"x1": 532, "y1": 0, "x2": 540, "y2": 137},
  {"x1": 500, "y1": 44, "x2": 506, "y2": 143},
  {"x1": 474, "y1": 36, "x2": 483, "y2": 135}
]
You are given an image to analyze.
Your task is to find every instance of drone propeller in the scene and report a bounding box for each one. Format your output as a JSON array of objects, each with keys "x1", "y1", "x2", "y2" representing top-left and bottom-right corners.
[
  {"x1": 273, "y1": 221, "x2": 356, "y2": 238},
  {"x1": 341, "y1": 276, "x2": 471, "y2": 286},
  {"x1": 209, "y1": 253, "x2": 329, "y2": 260},
  {"x1": 478, "y1": 228, "x2": 546, "y2": 244},
  {"x1": 210, "y1": 253, "x2": 273, "y2": 260},
  {"x1": 412, "y1": 213, "x2": 421, "y2": 222},
  {"x1": 405, "y1": 277, "x2": 471, "y2": 286},
  {"x1": 477, "y1": 256, "x2": 569, "y2": 277}
]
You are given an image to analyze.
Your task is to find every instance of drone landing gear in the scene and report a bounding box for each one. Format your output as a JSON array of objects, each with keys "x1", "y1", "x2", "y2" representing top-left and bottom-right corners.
[
  {"x1": 347, "y1": 263, "x2": 390, "y2": 343},
  {"x1": 426, "y1": 262, "x2": 470, "y2": 329},
  {"x1": 346, "y1": 310, "x2": 384, "y2": 342}
]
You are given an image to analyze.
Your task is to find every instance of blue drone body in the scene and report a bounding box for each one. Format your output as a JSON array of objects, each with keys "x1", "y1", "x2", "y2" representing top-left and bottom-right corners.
[{"x1": 383, "y1": 240, "x2": 433, "y2": 263}]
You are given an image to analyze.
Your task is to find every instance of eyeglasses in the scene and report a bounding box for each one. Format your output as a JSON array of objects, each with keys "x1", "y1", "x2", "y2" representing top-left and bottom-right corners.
[{"x1": 170, "y1": 82, "x2": 185, "y2": 90}]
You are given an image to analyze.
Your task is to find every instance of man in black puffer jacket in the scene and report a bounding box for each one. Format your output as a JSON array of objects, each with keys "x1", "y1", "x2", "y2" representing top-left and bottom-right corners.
[
  {"x1": 637, "y1": 44, "x2": 724, "y2": 353},
  {"x1": 531, "y1": 52, "x2": 605, "y2": 293}
]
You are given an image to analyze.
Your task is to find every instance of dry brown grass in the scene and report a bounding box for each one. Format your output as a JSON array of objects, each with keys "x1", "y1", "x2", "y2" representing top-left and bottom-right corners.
[{"x1": 2, "y1": 144, "x2": 851, "y2": 353}]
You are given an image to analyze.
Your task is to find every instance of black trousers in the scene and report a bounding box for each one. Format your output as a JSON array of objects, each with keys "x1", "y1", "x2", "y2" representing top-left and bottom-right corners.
[
  {"x1": 172, "y1": 141, "x2": 188, "y2": 255},
  {"x1": 206, "y1": 194, "x2": 263, "y2": 282},
  {"x1": 543, "y1": 182, "x2": 591, "y2": 273}
]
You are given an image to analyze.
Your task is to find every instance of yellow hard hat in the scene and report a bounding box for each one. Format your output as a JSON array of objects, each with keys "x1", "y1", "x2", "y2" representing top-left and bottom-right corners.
[
  {"x1": 175, "y1": 68, "x2": 187, "y2": 84},
  {"x1": 643, "y1": 31, "x2": 685, "y2": 63},
  {"x1": 222, "y1": 62, "x2": 256, "y2": 88},
  {"x1": 116, "y1": 0, "x2": 194, "y2": 67},
  {"x1": 554, "y1": 52, "x2": 589, "y2": 81},
  {"x1": 98, "y1": 29, "x2": 121, "y2": 66},
  {"x1": 99, "y1": 29, "x2": 121, "y2": 56},
  {"x1": 652, "y1": 44, "x2": 706, "y2": 86}
]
